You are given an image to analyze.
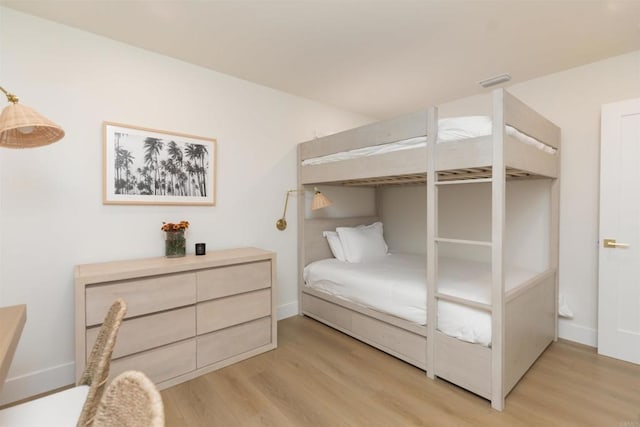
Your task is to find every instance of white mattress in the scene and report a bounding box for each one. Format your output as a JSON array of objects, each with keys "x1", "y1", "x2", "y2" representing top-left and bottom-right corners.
[
  {"x1": 303, "y1": 253, "x2": 538, "y2": 346},
  {"x1": 301, "y1": 116, "x2": 556, "y2": 166}
]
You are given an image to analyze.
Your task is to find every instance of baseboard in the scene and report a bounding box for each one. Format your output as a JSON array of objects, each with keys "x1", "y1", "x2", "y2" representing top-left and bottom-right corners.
[
  {"x1": 0, "y1": 361, "x2": 74, "y2": 406},
  {"x1": 558, "y1": 319, "x2": 597, "y2": 347},
  {"x1": 277, "y1": 301, "x2": 299, "y2": 320}
]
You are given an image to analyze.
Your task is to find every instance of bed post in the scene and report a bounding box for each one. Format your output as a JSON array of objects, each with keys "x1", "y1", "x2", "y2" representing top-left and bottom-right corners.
[
  {"x1": 491, "y1": 89, "x2": 506, "y2": 410},
  {"x1": 297, "y1": 144, "x2": 305, "y2": 315},
  {"x1": 551, "y1": 146, "x2": 561, "y2": 341},
  {"x1": 426, "y1": 106, "x2": 438, "y2": 379}
]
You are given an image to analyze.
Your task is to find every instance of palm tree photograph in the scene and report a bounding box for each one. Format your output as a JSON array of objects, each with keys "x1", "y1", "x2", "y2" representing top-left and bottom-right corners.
[{"x1": 104, "y1": 123, "x2": 216, "y2": 205}]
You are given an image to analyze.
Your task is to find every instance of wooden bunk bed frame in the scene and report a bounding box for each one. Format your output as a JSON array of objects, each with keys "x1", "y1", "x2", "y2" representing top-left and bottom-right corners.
[{"x1": 296, "y1": 89, "x2": 560, "y2": 411}]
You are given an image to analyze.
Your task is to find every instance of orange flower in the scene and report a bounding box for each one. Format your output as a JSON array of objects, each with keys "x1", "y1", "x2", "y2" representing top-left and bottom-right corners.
[{"x1": 161, "y1": 220, "x2": 190, "y2": 231}]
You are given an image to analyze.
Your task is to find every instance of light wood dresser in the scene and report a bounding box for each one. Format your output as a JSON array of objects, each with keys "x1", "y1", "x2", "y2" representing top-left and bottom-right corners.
[{"x1": 74, "y1": 247, "x2": 276, "y2": 390}]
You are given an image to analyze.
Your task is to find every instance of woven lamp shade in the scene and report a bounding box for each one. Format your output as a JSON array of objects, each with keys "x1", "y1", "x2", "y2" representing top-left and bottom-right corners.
[
  {"x1": 0, "y1": 102, "x2": 65, "y2": 148},
  {"x1": 311, "y1": 191, "x2": 332, "y2": 210}
]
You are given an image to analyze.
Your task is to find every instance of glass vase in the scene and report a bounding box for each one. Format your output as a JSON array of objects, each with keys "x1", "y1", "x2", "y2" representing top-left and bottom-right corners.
[{"x1": 165, "y1": 230, "x2": 186, "y2": 258}]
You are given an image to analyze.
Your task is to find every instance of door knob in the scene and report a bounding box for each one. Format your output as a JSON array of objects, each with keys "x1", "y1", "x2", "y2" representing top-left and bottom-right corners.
[{"x1": 603, "y1": 239, "x2": 630, "y2": 248}]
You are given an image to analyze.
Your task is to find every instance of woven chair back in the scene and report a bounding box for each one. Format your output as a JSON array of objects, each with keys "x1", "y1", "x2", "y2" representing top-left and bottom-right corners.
[
  {"x1": 77, "y1": 298, "x2": 127, "y2": 426},
  {"x1": 92, "y1": 370, "x2": 164, "y2": 427}
]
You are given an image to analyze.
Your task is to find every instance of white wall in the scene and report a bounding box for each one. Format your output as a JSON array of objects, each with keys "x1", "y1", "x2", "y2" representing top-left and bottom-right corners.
[
  {"x1": 0, "y1": 7, "x2": 371, "y2": 404},
  {"x1": 382, "y1": 50, "x2": 640, "y2": 347},
  {"x1": 379, "y1": 185, "x2": 427, "y2": 255}
]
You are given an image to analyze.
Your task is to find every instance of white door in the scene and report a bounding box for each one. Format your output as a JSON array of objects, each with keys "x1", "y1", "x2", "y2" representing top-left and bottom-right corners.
[{"x1": 598, "y1": 98, "x2": 640, "y2": 364}]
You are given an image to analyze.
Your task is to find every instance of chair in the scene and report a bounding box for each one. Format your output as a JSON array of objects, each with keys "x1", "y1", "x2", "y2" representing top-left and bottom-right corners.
[
  {"x1": 0, "y1": 298, "x2": 127, "y2": 427},
  {"x1": 77, "y1": 298, "x2": 127, "y2": 426},
  {"x1": 92, "y1": 371, "x2": 164, "y2": 427}
]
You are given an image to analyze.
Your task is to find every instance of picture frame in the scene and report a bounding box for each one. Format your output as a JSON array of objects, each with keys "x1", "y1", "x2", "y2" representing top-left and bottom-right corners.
[{"x1": 103, "y1": 122, "x2": 216, "y2": 206}]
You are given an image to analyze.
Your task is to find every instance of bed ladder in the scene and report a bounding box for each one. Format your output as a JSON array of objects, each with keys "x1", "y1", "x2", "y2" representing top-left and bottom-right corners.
[{"x1": 426, "y1": 89, "x2": 507, "y2": 411}]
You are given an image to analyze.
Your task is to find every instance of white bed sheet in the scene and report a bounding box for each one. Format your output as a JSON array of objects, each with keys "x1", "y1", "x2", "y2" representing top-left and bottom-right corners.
[
  {"x1": 303, "y1": 253, "x2": 538, "y2": 346},
  {"x1": 301, "y1": 116, "x2": 556, "y2": 166}
]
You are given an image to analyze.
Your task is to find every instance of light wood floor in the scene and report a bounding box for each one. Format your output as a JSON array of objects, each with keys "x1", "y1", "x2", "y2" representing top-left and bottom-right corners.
[{"x1": 162, "y1": 315, "x2": 640, "y2": 426}]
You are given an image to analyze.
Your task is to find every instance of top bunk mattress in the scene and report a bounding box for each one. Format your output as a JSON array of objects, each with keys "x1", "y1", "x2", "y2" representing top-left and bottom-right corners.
[
  {"x1": 303, "y1": 253, "x2": 538, "y2": 346},
  {"x1": 301, "y1": 116, "x2": 557, "y2": 166}
]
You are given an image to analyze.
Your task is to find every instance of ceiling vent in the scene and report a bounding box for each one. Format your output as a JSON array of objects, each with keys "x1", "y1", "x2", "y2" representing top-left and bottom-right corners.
[{"x1": 478, "y1": 73, "x2": 511, "y2": 88}]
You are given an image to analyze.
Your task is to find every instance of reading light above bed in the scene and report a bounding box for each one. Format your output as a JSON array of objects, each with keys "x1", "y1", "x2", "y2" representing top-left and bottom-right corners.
[
  {"x1": 0, "y1": 85, "x2": 65, "y2": 148},
  {"x1": 276, "y1": 187, "x2": 332, "y2": 231}
]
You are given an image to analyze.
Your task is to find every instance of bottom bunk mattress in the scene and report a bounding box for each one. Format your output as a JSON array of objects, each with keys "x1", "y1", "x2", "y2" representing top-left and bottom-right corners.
[{"x1": 303, "y1": 253, "x2": 538, "y2": 347}]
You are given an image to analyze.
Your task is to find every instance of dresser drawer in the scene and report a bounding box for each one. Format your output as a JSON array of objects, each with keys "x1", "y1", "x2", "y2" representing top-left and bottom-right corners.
[
  {"x1": 197, "y1": 261, "x2": 271, "y2": 302},
  {"x1": 86, "y1": 306, "x2": 195, "y2": 360},
  {"x1": 85, "y1": 273, "x2": 196, "y2": 326},
  {"x1": 110, "y1": 339, "x2": 196, "y2": 384},
  {"x1": 197, "y1": 317, "x2": 271, "y2": 368},
  {"x1": 197, "y1": 289, "x2": 271, "y2": 334}
]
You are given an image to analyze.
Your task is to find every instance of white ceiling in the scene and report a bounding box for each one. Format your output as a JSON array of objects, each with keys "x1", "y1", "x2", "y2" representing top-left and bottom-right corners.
[{"x1": 3, "y1": 1, "x2": 640, "y2": 119}]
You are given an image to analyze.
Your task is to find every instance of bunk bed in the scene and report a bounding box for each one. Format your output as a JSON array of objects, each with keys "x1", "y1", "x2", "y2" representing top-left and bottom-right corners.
[{"x1": 296, "y1": 89, "x2": 560, "y2": 411}]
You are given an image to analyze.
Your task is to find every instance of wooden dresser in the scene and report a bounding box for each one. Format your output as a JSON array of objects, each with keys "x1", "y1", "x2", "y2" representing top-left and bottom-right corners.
[{"x1": 74, "y1": 247, "x2": 276, "y2": 390}]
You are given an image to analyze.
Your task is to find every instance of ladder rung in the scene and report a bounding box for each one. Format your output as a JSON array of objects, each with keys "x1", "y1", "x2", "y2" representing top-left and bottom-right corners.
[
  {"x1": 435, "y1": 237, "x2": 492, "y2": 247},
  {"x1": 434, "y1": 292, "x2": 493, "y2": 312},
  {"x1": 436, "y1": 178, "x2": 492, "y2": 185}
]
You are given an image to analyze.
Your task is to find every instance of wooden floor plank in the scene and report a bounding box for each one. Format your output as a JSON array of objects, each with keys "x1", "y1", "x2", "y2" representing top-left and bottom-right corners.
[{"x1": 162, "y1": 316, "x2": 640, "y2": 426}]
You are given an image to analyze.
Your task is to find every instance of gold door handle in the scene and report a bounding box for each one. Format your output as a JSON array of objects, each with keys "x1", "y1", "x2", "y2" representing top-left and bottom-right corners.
[{"x1": 603, "y1": 239, "x2": 631, "y2": 248}]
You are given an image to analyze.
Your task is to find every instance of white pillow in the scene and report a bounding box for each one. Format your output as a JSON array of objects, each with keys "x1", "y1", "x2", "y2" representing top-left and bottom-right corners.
[
  {"x1": 322, "y1": 231, "x2": 346, "y2": 262},
  {"x1": 336, "y1": 222, "x2": 388, "y2": 263}
]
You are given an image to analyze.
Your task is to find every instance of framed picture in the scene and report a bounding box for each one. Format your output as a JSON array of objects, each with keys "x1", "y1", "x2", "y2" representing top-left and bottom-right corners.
[{"x1": 103, "y1": 122, "x2": 216, "y2": 206}]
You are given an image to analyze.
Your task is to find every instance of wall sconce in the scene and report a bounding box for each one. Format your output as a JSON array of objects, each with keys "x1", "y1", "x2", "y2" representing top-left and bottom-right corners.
[
  {"x1": 276, "y1": 187, "x2": 332, "y2": 231},
  {"x1": 0, "y1": 86, "x2": 65, "y2": 148}
]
